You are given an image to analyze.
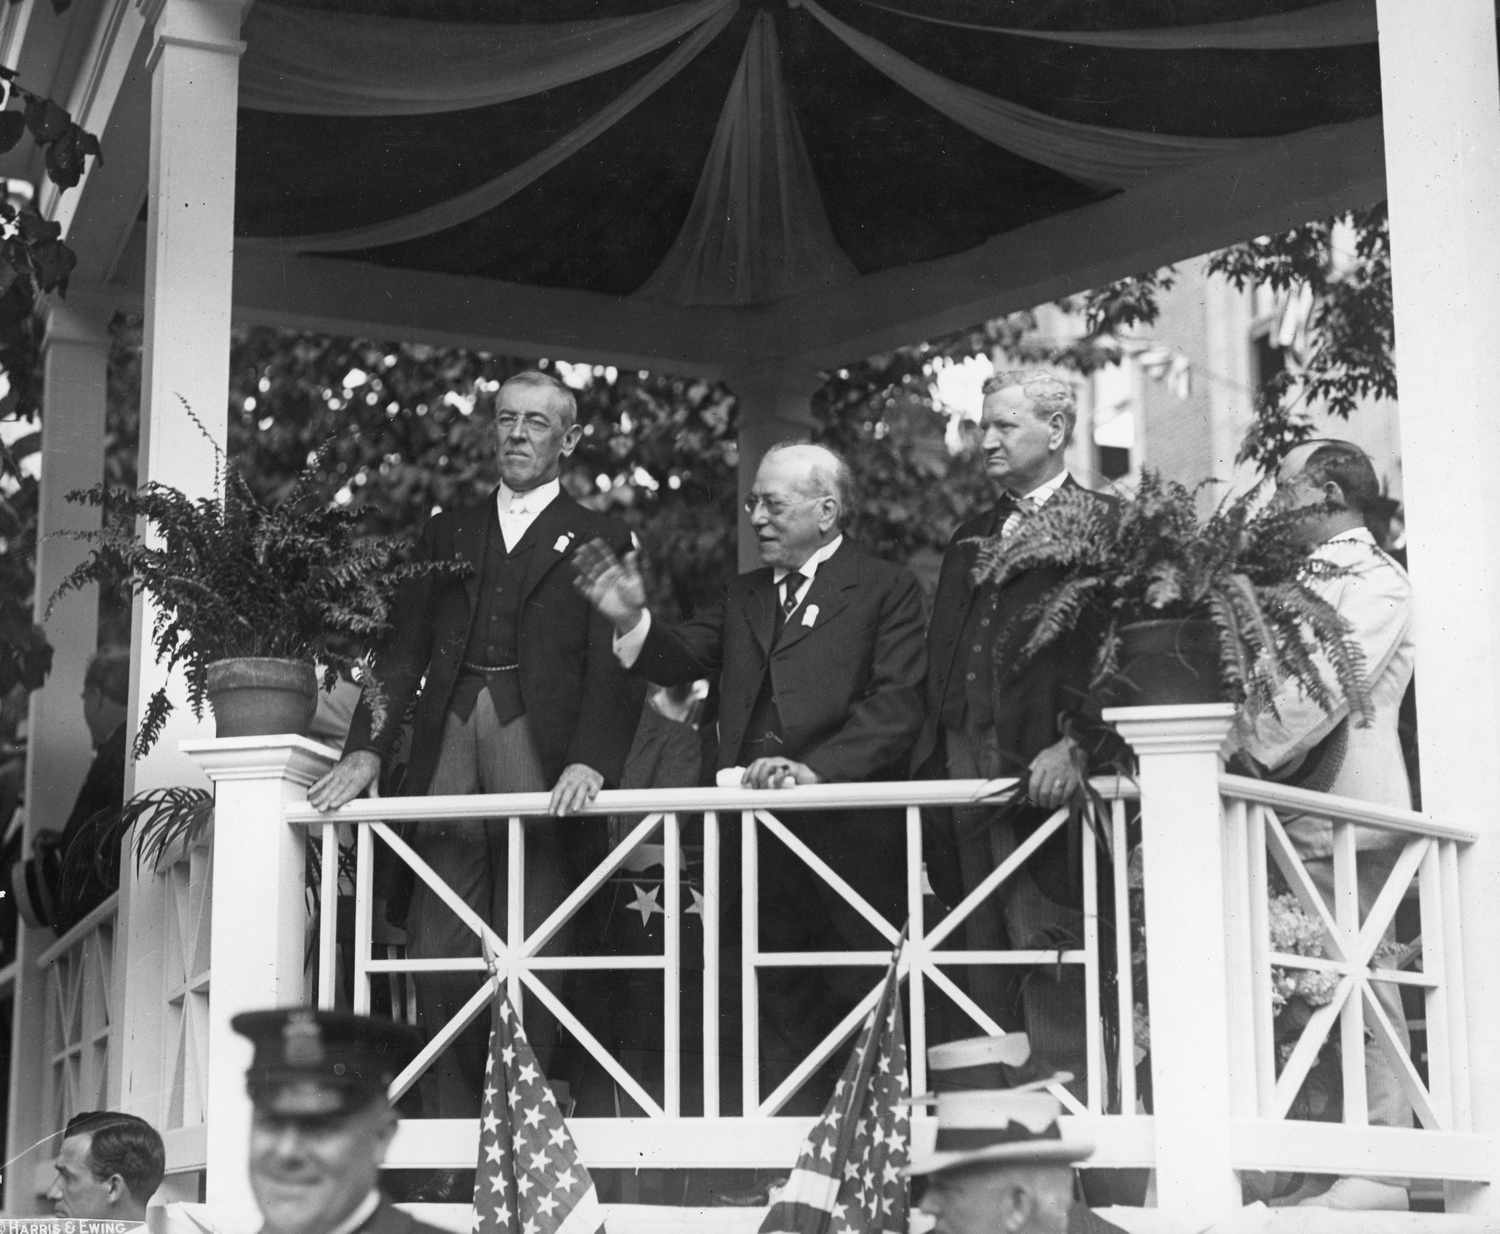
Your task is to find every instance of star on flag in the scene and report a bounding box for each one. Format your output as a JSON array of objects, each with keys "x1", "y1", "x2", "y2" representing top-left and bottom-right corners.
[
  {"x1": 757, "y1": 943, "x2": 910, "y2": 1234},
  {"x1": 471, "y1": 987, "x2": 605, "y2": 1234}
]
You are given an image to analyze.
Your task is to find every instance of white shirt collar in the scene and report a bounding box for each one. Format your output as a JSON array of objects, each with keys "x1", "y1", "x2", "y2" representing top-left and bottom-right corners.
[
  {"x1": 326, "y1": 1190, "x2": 380, "y2": 1234},
  {"x1": 1008, "y1": 469, "x2": 1069, "y2": 506},
  {"x1": 497, "y1": 477, "x2": 561, "y2": 516},
  {"x1": 775, "y1": 534, "x2": 843, "y2": 585}
]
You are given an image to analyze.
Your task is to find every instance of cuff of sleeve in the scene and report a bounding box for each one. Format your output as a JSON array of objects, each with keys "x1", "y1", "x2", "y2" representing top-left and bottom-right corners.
[{"x1": 612, "y1": 610, "x2": 652, "y2": 668}]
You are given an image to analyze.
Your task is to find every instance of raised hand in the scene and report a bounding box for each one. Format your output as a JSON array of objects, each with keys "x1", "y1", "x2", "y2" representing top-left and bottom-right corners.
[{"x1": 572, "y1": 537, "x2": 648, "y2": 632}]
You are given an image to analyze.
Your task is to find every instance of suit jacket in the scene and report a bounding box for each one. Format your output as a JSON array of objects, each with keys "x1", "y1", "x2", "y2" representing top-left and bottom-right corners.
[
  {"x1": 914, "y1": 478, "x2": 1116, "y2": 779},
  {"x1": 1233, "y1": 527, "x2": 1415, "y2": 855},
  {"x1": 633, "y1": 540, "x2": 927, "y2": 783},
  {"x1": 344, "y1": 492, "x2": 645, "y2": 795}
]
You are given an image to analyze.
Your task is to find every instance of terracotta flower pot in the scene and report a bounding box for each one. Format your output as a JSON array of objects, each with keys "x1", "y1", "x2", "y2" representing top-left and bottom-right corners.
[
  {"x1": 1107, "y1": 618, "x2": 1222, "y2": 707},
  {"x1": 205, "y1": 657, "x2": 318, "y2": 739}
]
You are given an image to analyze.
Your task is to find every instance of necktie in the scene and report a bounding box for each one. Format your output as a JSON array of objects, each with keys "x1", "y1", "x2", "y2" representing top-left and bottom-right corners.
[
  {"x1": 996, "y1": 492, "x2": 1027, "y2": 541},
  {"x1": 775, "y1": 571, "x2": 804, "y2": 636}
]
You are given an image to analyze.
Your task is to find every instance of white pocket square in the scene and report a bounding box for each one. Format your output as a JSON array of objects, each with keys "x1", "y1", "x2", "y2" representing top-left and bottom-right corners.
[{"x1": 801, "y1": 604, "x2": 819, "y2": 628}]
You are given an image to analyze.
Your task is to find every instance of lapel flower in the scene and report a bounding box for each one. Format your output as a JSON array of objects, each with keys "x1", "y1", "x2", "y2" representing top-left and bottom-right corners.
[
  {"x1": 553, "y1": 532, "x2": 574, "y2": 554},
  {"x1": 801, "y1": 603, "x2": 819, "y2": 628}
]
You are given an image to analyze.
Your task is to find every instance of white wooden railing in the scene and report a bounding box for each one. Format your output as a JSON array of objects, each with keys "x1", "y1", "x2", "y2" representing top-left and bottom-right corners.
[
  {"x1": 289, "y1": 777, "x2": 1138, "y2": 1123},
  {"x1": 62, "y1": 705, "x2": 1484, "y2": 1231},
  {"x1": 34, "y1": 891, "x2": 120, "y2": 1134}
]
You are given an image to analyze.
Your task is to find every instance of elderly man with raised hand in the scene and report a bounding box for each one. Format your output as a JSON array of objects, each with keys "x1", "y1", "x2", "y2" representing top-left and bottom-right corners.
[
  {"x1": 1232, "y1": 439, "x2": 1416, "y2": 1213},
  {"x1": 572, "y1": 441, "x2": 927, "y2": 1106},
  {"x1": 47, "y1": 1109, "x2": 165, "y2": 1223},
  {"x1": 308, "y1": 369, "x2": 644, "y2": 1114},
  {"x1": 233, "y1": 1009, "x2": 445, "y2": 1234},
  {"x1": 914, "y1": 370, "x2": 1118, "y2": 1095}
]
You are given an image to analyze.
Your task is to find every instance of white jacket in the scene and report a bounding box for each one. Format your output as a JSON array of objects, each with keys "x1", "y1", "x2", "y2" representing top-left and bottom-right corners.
[{"x1": 1234, "y1": 527, "x2": 1415, "y2": 856}]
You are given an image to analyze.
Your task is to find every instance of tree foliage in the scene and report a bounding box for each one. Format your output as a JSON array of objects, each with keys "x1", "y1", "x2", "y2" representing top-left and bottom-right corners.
[{"x1": 1211, "y1": 205, "x2": 1394, "y2": 470}]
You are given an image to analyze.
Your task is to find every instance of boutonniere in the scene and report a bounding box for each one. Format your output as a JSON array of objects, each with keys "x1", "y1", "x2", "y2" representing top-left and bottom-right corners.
[
  {"x1": 553, "y1": 532, "x2": 574, "y2": 554},
  {"x1": 801, "y1": 603, "x2": 819, "y2": 628}
]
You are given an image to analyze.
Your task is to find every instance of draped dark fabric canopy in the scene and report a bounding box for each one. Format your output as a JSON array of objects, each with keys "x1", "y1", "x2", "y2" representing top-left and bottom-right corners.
[{"x1": 235, "y1": 0, "x2": 1380, "y2": 309}]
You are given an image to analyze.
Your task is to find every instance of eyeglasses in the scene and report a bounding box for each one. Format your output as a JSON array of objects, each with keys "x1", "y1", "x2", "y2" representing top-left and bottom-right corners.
[{"x1": 741, "y1": 494, "x2": 826, "y2": 518}]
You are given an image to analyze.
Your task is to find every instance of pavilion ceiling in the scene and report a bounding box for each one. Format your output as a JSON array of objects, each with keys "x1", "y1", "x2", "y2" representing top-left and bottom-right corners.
[{"x1": 233, "y1": 0, "x2": 1382, "y2": 312}]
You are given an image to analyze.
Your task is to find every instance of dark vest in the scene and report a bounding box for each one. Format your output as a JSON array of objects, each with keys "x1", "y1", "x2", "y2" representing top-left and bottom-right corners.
[
  {"x1": 942, "y1": 584, "x2": 999, "y2": 732},
  {"x1": 942, "y1": 504, "x2": 1007, "y2": 733},
  {"x1": 451, "y1": 522, "x2": 533, "y2": 723}
]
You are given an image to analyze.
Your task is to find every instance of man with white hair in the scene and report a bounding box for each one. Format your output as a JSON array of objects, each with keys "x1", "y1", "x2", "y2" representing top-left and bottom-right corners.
[{"x1": 574, "y1": 440, "x2": 927, "y2": 1106}]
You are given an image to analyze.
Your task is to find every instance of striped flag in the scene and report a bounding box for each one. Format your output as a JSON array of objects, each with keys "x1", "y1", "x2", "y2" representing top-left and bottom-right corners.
[
  {"x1": 471, "y1": 986, "x2": 606, "y2": 1234},
  {"x1": 758, "y1": 948, "x2": 910, "y2": 1234}
]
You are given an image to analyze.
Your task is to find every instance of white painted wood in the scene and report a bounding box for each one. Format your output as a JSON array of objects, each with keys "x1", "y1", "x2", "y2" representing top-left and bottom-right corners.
[
  {"x1": 1219, "y1": 775, "x2": 1474, "y2": 843},
  {"x1": 1222, "y1": 798, "x2": 1258, "y2": 1117},
  {"x1": 701, "y1": 811, "x2": 720, "y2": 1116},
  {"x1": 1230, "y1": 1118, "x2": 1493, "y2": 1182},
  {"x1": 184, "y1": 737, "x2": 327, "y2": 1217},
  {"x1": 5, "y1": 299, "x2": 113, "y2": 1212},
  {"x1": 904, "y1": 804, "x2": 928, "y2": 1099},
  {"x1": 1245, "y1": 806, "x2": 1276, "y2": 1114},
  {"x1": 1377, "y1": 0, "x2": 1500, "y2": 1213},
  {"x1": 739, "y1": 810, "x2": 757, "y2": 1116},
  {"x1": 1111, "y1": 800, "x2": 1137, "y2": 1115},
  {"x1": 1105, "y1": 704, "x2": 1240, "y2": 1223},
  {"x1": 662, "y1": 812, "x2": 681, "y2": 1117},
  {"x1": 1332, "y1": 824, "x2": 1369, "y2": 1128}
]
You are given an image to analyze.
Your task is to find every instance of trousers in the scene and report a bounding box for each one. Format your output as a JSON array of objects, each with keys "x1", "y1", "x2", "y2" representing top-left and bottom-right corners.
[
  {"x1": 404, "y1": 689, "x2": 586, "y2": 1116},
  {"x1": 945, "y1": 725, "x2": 1090, "y2": 1089}
]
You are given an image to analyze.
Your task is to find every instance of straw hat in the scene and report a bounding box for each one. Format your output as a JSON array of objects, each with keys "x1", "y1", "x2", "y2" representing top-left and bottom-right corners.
[{"x1": 904, "y1": 1088, "x2": 1094, "y2": 1176}]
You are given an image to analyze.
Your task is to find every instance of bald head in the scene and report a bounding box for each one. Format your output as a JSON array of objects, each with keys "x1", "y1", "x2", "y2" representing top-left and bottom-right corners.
[{"x1": 746, "y1": 442, "x2": 849, "y2": 569}]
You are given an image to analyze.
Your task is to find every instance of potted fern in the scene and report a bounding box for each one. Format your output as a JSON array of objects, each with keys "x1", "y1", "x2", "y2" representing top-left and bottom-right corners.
[
  {"x1": 972, "y1": 471, "x2": 1371, "y2": 721},
  {"x1": 49, "y1": 403, "x2": 464, "y2": 756}
]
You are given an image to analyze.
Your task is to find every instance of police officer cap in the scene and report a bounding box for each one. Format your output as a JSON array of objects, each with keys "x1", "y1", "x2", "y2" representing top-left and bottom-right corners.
[{"x1": 232, "y1": 1008, "x2": 420, "y2": 1114}]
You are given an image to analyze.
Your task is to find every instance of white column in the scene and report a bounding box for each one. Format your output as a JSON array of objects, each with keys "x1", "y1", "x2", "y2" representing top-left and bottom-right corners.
[
  {"x1": 25, "y1": 299, "x2": 111, "y2": 834},
  {"x1": 130, "y1": 0, "x2": 249, "y2": 794},
  {"x1": 2, "y1": 299, "x2": 111, "y2": 1212},
  {"x1": 111, "y1": 0, "x2": 249, "y2": 1195},
  {"x1": 725, "y1": 362, "x2": 820, "y2": 570},
  {"x1": 1105, "y1": 703, "x2": 1240, "y2": 1224},
  {"x1": 1376, "y1": 0, "x2": 1500, "y2": 1214},
  {"x1": 185, "y1": 736, "x2": 334, "y2": 1219}
]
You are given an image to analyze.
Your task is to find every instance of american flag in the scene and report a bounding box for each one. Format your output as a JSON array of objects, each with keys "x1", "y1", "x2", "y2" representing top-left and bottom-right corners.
[
  {"x1": 758, "y1": 949, "x2": 910, "y2": 1234},
  {"x1": 471, "y1": 986, "x2": 606, "y2": 1234}
]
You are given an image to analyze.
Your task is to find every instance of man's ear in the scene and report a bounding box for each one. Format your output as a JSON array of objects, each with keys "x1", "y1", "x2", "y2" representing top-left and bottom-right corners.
[
  {"x1": 1047, "y1": 413, "x2": 1067, "y2": 451},
  {"x1": 560, "y1": 421, "x2": 584, "y2": 456},
  {"x1": 1321, "y1": 478, "x2": 1347, "y2": 508},
  {"x1": 104, "y1": 1173, "x2": 129, "y2": 1207}
]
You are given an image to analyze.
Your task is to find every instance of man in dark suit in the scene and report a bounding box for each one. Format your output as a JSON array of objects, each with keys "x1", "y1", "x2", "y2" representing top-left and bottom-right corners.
[
  {"x1": 573, "y1": 442, "x2": 927, "y2": 1105},
  {"x1": 913, "y1": 371, "x2": 1116, "y2": 1090},
  {"x1": 309, "y1": 370, "x2": 643, "y2": 1111},
  {"x1": 234, "y1": 1008, "x2": 446, "y2": 1234}
]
